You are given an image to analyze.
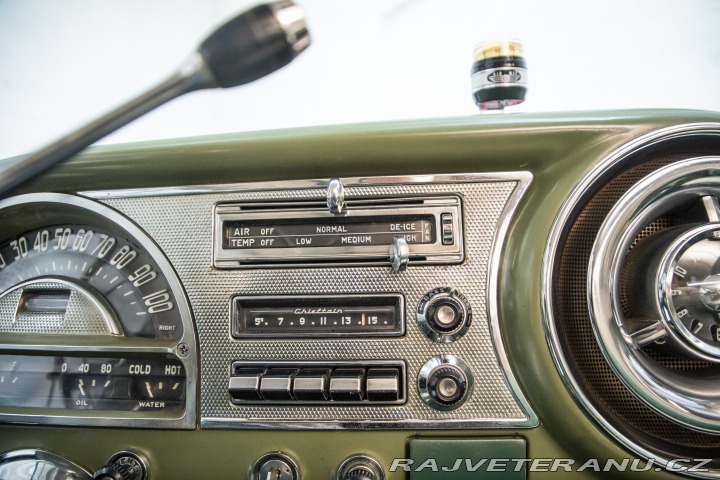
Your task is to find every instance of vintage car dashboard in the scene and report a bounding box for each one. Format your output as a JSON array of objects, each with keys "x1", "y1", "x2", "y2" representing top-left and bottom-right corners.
[{"x1": 0, "y1": 110, "x2": 719, "y2": 479}]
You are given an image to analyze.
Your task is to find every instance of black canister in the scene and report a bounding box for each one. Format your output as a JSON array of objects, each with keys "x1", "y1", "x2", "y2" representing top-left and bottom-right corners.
[{"x1": 471, "y1": 40, "x2": 527, "y2": 111}]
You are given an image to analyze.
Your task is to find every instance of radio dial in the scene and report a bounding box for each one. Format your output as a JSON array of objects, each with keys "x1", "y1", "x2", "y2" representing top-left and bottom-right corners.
[
  {"x1": 418, "y1": 355, "x2": 474, "y2": 410},
  {"x1": 417, "y1": 287, "x2": 472, "y2": 342}
]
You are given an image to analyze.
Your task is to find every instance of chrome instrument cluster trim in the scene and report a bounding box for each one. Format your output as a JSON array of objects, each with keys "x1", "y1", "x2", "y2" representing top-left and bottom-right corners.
[
  {"x1": 542, "y1": 123, "x2": 720, "y2": 478},
  {"x1": 0, "y1": 193, "x2": 198, "y2": 430},
  {"x1": 85, "y1": 172, "x2": 536, "y2": 430}
]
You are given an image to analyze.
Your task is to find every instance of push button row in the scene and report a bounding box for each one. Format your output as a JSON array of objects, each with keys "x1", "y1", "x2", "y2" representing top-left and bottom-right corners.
[{"x1": 229, "y1": 362, "x2": 404, "y2": 404}]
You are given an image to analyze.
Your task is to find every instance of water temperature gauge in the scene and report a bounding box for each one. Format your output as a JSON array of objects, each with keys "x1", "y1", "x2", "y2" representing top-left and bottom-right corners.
[{"x1": 0, "y1": 354, "x2": 185, "y2": 412}]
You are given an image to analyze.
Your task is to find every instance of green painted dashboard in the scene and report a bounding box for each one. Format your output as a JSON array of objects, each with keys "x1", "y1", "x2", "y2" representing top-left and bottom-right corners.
[{"x1": 2, "y1": 109, "x2": 720, "y2": 479}]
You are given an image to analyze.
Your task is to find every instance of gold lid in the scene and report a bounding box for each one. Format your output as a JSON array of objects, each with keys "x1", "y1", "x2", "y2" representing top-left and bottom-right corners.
[{"x1": 473, "y1": 39, "x2": 523, "y2": 61}]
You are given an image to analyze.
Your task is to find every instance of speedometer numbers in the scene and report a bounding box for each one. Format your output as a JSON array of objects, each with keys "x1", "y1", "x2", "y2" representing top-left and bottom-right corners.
[
  {"x1": 666, "y1": 228, "x2": 720, "y2": 356},
  {"x1": 0, "y1": 225, "x2": 183, "y2": 339}
]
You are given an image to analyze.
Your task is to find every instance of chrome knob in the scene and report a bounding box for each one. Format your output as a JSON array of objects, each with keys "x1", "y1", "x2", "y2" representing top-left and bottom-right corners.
[
  {"x1": 251, "y1": 452, "x2": 300, "y2": 480},
  {"x1": 336, "y1": 455, "x2": 384, "y2": 480},
  {"x1": 390, "y1": 236, "x2": 409, "y2": 273},
  {"x1": 327, "y1": 178, "x2": 346, "y2": 214}
]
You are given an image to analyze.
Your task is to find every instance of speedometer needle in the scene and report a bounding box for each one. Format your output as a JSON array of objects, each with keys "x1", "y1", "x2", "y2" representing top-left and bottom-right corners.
[{"x1": 688, "y1": 280, "x2": 720, "y2": 287}]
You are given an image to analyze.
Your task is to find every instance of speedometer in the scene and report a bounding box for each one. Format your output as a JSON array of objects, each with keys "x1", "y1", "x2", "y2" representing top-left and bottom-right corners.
[
  {"x1": 0, "y1": 225, "x2": 182, "y2": 339},
  {"x1": 0, "y1": 193, "x2": 197, "y2": 429}
]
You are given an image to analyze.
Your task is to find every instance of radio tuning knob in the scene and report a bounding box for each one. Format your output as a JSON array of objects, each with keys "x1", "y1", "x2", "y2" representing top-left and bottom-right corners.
[
  {"x1": 418, "y1": 355, "x2": 474, "y2": 411},
  {"x1": 390, "y1": 236, "x2": 409, "y2": 273},
  {"x1": 327, "y1": 177, "x2": 346, "y2": 214},
  {"x1": 417, "y1": 287, "x2": 472, "y2": 342}
]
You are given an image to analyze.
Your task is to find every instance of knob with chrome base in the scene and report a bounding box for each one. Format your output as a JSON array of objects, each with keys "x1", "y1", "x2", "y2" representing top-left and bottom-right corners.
[
  {"x1": 336, "y1": 454, "x2": 384, "y2": 480},
  {"x1": 427, "y1": 366, "x2": 466, "y2": 406},
  {"x1": 418, "y1": 355, "x2": 474, "y2": 411},
  {"x1": 251, "y1": 452, "x2": 300, "y2": 480},
  {"x1": 417, "y1": 287, "x2": 472, "y2": 342}
]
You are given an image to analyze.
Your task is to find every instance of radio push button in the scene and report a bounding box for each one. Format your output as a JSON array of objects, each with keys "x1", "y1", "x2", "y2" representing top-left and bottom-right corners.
[
  {"x1": 329, "y1": 369, "x2": 365, "y2": 401},
  {"x1": 228, "y1": 367, "x2": 265, "y2": 401},
  {"x1": 259, "y1": 368, "x2": 298, "y2": 400},
  {"x1": 366, "y1": 368, "x2": 401, "y2": 402},
  {"x1": 293, "y1": 368, "x2": 330, "y2": 400}
]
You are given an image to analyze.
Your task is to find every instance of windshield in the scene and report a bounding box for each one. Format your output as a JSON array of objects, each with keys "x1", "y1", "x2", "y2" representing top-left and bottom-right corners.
[{"x1": 0, "y1": 0, "x2": 718, "y2": 160}]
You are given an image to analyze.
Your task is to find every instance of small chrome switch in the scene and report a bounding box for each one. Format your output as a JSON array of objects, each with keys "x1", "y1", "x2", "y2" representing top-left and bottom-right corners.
[{"x1": 327, "y1": 177, "x2": 346, "y2": 214}]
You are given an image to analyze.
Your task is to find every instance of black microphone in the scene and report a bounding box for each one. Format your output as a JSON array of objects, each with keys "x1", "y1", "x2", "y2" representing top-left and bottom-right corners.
[{"x1": 0, "y1": 0, "x2": 310, "y2": 198}]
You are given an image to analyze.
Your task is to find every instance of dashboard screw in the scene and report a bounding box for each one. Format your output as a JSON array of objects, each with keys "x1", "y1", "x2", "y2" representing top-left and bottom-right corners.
[{"x1": 176, "y1": 342, "x2": 190, "y2": 358}]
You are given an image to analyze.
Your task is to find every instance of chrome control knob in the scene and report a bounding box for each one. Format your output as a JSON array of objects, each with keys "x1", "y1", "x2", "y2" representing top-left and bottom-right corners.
[
  {"x1": 251, "y1": 452, "x2": 300, "y2": 480},
  {"x1": 418, "y1": 355, "x2": 474, "y2": 411},
  {"x1": 337, "y1": 455, "x2": 384, "y2": 480},
  {"x1": 417, "y1": 287, "x2": 472, "y2": 342},
  {"x1": 427, "y1": 366, "x2": 466, "y2": 406}
]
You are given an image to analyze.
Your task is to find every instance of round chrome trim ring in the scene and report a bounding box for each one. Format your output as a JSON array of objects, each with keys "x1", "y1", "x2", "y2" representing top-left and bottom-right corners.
[
  {"x1": 542, "y1": 123, "x2": 720, "y2": 479},
  {"x1": 589, "y1": 158, "x2": 720, "y2": 433}
]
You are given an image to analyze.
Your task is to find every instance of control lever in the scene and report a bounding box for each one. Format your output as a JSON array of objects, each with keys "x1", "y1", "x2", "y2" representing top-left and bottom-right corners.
[{"x1": 0, "y1": 0, "x2": 310, "y2": 198}]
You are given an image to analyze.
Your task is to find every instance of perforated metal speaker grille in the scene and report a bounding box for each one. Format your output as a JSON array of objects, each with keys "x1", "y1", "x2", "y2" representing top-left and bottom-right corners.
[{"x1": 554, "y1": 154, "x2": 720, "y2": 456}]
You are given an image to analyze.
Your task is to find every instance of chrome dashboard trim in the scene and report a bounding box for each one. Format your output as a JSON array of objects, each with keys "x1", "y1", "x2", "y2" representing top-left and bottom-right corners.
[
  {"x1": 80, "y1": 172, "x2": 532, "y2": 199},
  {"x1": 84, "y1": 172, "x2": 537, "y2": 429},
  {"x1": 542, "y1": 123, "x2": 720, "y2": 478},
  {"x1": 0, "y1": 193, "x2": 198, "y2": 430}
]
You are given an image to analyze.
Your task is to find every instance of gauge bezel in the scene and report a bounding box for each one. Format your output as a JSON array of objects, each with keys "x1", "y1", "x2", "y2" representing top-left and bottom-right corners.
[
  {"x1": 0, "y1": 193, "x2": 197, "y2": 429},
  {"x1": 658, "y1": 224, "x2": 720, "y2": 361}
]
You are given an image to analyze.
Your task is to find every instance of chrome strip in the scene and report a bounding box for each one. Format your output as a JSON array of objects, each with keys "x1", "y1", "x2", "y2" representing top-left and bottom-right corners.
[
  {"x1": 80, "y1": 172, "x2": 533, "y2": 199},
  {"x1": 542, "y1": 123, "x2": 720, "y2": 478},
  {"x1": 0, "y1": 193, "x2": 198, "y2": 430},
  {"x1": 83, "y1": 171, "x2": 537, "y2": 429},
  {"x1": 486, "y1": 170, "x2": 538, "y2": 427}
]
